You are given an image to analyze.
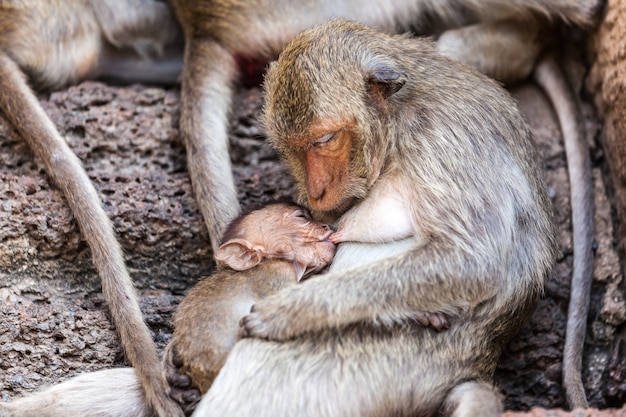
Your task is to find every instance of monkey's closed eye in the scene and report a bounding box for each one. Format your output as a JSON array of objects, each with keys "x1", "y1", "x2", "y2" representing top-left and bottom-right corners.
[
  {"x1": 313, "y1": 132, "x2": 336, "y2": 147},
  {"x1": 293, "y1": 209, "x2": 312, "y2": 220}
]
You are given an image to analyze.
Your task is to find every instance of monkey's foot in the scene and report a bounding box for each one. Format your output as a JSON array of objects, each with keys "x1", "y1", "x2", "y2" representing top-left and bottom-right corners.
[
  {"x1": 165, "y1": 350, "x2": 202, "y2": 414},
  {"x1": 413, "y1": 311, "x2": 450, "y2": 331}
]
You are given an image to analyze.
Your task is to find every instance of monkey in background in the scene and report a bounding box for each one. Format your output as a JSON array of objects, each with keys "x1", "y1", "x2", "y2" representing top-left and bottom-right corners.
[
  {"x1": 0, "y1": 0, "x2": 598, "y2": 413},
  {"x1": 188, "y1": 19, "x2": 558, "y2": 416},
  {"x1": 168, "y1": 0, "x2": 598, "y2": 249}
]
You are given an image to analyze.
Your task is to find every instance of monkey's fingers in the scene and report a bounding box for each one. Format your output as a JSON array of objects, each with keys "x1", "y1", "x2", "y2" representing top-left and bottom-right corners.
[
  {"x1": 412, "y1": 312, "x2": 450, "y2": 331},
  {"x1": 167, "y1": 372, "x2": 201, "y2": 411},
  {"x1": 428, "y1": 313, "x2": 450, "y2": 332},
  {"x1": 169, "y1": 385, "x2": 201, "y2": 416},
  {"x1": 328, "y1": 231, "x2": 344, "y2": 244},
  {"x1": 412, "y1": 313, "x2": 431, "y2": 327},
  {"x1": 239, "y1": 312, "x2": 263, "y2": 339},
  {"x1": 167, "y1": 372, "x2": 192, "y2": 389}
]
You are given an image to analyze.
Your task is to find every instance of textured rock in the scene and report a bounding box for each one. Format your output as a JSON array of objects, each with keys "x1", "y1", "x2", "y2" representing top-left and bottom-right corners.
[{"x1": 589, "y1": 0, "x2": 626, "y2": 266}]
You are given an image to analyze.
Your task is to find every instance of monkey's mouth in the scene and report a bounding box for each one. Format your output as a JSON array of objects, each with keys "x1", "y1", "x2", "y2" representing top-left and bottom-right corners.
[
  {"x1": 321, "y1": 229, "x2": 334, "y2": 242},
  {"x1": 314, "y1": 229, "x2": 336, "y2": 251},
  {"x1": 317, "y1": 228, "x2": 336, "y2": 246}
]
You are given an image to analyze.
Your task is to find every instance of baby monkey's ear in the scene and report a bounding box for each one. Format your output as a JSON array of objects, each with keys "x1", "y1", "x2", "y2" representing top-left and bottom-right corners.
[{"x1": 215, "y1": 238, "x2": 265, "y2": 271}]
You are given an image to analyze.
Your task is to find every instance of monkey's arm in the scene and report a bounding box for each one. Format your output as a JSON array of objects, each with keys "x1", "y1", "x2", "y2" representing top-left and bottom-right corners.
[
  {"x1": 241, "y1": 241, "x2": 499, "y2": 341},
  {"x1": 178, "y1": 37, "x2": 241, "y2": 251}
]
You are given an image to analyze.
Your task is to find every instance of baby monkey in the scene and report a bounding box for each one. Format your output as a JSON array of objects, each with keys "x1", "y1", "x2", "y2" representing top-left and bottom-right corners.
[{"x1": 164, "y1": 203, "x2": 336, "y2": 398}]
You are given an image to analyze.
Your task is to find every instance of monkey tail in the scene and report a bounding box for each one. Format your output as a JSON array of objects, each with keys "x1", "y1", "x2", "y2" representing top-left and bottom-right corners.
[
  {"x1": 0, "y1": 368, "x2": 151, "y2": 417},
  {"x1": 534, "y1": 54, "x2": 594, "y2": 410},
  {"x1": 0, "y1": 52, "x2": 183, "y2": 417}
]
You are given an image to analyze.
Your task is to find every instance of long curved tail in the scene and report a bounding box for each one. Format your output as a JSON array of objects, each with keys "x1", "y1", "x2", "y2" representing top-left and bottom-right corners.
[
  {"x1": 534, "y1": 55, "x2": 594, "y2": 410},
  {"x1": 0, "y1": 368, "x2": 150, "y2": 417}
]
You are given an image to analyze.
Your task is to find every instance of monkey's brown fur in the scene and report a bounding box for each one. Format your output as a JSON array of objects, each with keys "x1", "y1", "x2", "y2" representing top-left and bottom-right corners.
[{"x1": 188, "y1": 20, "x2": 559, "y2": 417}]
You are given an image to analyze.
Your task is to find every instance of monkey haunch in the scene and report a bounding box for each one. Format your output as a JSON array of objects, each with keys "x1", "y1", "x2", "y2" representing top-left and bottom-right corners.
[{"x1": 190, "y1": 20, "x2": 558, "y2": 417}]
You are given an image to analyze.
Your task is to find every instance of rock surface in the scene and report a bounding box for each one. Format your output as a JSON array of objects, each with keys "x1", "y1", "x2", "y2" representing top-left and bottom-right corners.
[{"x1": 589, "y1": 0, "x2": 626, "y2": 267}]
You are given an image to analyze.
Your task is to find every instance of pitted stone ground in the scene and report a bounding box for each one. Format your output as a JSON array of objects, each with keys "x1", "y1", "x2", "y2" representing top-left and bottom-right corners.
[{"x1": 0, "y1": 64, "x2": 624, "y2": 415}]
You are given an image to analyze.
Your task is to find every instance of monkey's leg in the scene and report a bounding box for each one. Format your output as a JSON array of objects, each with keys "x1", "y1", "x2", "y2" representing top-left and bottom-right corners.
[
  {"x1": 0, "y1": 53, "x2": 183, "y2": 417},
  {"x1": 178, "y1": 37, "x2": 241, "y2": 251},
  {"x1": 95, "y1": 44, "x2": 183, "y2": 85},
  {"x1": 465, "y1": 0, "x2": 602, "y2": 28},
  {"x1": 89, "y1": 0, "x2": 181, "y2": 55},
  {"x1": 193, "y1": 335, "x2": 454, "y2": 417},
  {"x1": 441, "y1": 381, "x2": 503, "y2": 417},
  {"x1": 436, "y1": 19, "x2": 544, "y2": 85},
  {"x1": 90, "y1": 0, "x2": 184, "y2": 85}
]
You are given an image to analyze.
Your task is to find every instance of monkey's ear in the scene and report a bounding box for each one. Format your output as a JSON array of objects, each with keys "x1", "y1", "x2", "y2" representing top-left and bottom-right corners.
[
  {"x1": 365, "y1": 67, "x2": 407, "y2": 101},
  {"x1": 215, "y1": 239, "x2": 264, "y2": 271},
  {"x1": 293, "y1": 261, "x2": 308, "y2": 282}
]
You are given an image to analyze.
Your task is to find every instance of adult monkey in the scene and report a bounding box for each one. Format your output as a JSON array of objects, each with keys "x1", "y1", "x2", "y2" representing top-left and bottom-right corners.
[
  {"x1": 168, "y1": 1, "x2": 596, "y2": 406},
  {"x1": 0, "y1": 0, "x2": 597, "y2": 414},
  {"x1": 190, "y1": 19, "x2": 558, "y2": 417}
]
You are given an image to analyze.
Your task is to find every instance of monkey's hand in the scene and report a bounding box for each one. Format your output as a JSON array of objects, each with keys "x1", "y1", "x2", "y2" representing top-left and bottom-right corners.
[
  {"x1": 240, "y1": 298, "x2": 450, "y2": 340},
  {"x1": 239, "y1": 283, "x2": 320, "y2": 341},
  {"x1": 239, "y1": 300, "x2": 293, "y2": 341}
]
